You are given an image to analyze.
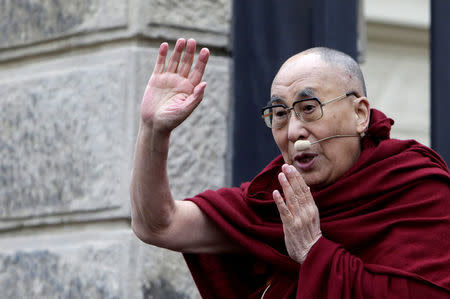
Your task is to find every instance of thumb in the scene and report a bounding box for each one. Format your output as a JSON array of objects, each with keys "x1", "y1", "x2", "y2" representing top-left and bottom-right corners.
[
  {"x1": 193, "y1": 81, "x2": 207, "y2": 101},
  {"x1": 184, "y1": 82, "x2": 207, "y2": 110}
]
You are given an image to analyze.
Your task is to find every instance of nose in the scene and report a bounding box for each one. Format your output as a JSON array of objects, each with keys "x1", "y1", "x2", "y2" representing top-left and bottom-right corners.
[{"x1": 287, "y1": 110, "x2": 310, "y2": 143}]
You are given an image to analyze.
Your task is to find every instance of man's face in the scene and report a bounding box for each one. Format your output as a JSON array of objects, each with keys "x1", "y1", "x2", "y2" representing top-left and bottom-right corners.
[{"x1": 270, "y1": 53, "x2": 363, "y2": 189}]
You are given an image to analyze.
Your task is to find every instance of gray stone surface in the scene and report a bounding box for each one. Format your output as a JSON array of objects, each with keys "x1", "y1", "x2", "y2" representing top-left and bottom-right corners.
[
  {"x1": 0, "y1": 52, "x2": 130, "y2": 223},
  {"x1": 0, "y1": 227, "x2": 199, "y2": 299},
  {"x1": 138, "y1": 244, "x2": 200, "y2": 299},
  {"x1": 0, "y1": 0, "x2": 230, "y2": 62},
  {"x1": 0, "y1": 228, "x2": 131, "y2": 299},
  {"x1": 0, "y1": 0, "x2": 128, "y2": 49},
  {"x1": 141, "y1": 0, "x2": 231, "y2": 48},
  {"x1": 144, "y1": 0, "x2": 230, "y2": 33}
]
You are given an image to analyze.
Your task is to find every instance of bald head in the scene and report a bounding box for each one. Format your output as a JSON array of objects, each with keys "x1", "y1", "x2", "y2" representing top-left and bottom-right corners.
[{"x1": 282, "y1": 47, "x2": 367, "y2": 97}]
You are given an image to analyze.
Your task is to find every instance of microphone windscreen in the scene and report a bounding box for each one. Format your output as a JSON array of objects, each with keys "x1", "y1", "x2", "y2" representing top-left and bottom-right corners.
[{"x1": 294, "y1": 140, "x2": 311, "y2": 151}]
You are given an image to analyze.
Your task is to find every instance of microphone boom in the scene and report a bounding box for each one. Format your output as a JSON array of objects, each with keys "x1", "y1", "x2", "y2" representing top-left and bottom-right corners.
[{"x1": 294, "y1": 134, "x2": 360, "y2": 151}]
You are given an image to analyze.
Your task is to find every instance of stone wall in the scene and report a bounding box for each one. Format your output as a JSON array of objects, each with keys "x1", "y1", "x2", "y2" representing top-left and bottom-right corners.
[{"x1": 0, "y1": 0, "x2": 231, "y2": 298}]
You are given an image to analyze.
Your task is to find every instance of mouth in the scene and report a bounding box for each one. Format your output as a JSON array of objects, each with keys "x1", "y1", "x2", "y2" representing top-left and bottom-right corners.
[{"x1": 293, "y1": 152, "x2": 318, "y2": 170}]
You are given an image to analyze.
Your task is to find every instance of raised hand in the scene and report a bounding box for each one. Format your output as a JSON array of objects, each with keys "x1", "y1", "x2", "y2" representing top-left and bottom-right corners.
[
  {"x1": 141, "y1": 38, "x2": 210, "y2": 134},
  {"x1": 273, "y1": 164, "x2": 322, "y2": 264}
]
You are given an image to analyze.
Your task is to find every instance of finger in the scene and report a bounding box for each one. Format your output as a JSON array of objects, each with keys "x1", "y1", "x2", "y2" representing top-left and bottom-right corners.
[
  {"x1": 278, "y1": 171, "x2": 299, "y2": 213},
  {"x1": 183, "y1": 82, "x2": 207, "y2": 111},
  {"x1": 287, "y1": 166, "x2": 319, "y2": 236},
  {"x1": 178, "y1": 39, "x2": 196, "y2": 77},
  {"x1": 192, "y1": 82, "x2": 207, "y2": 103},
  {"x1": 284, "y1": 165, "x2": 309, "y2": 202},
  {"x1": 188, "y1": 47, "x2": 210, "y2": 86},
  {"x1": 273, "y1": 190, "x2": 291, "y2": 221},
  {"x1": 167, "y1": 38, "x2": 186, "y2": 73},
  {"x1": 282, "y1": 164, "x2": 306, "y2": 205},
  {"x1": 290, "y1": 165, "x2": 313, "y2": 204},
  {"x1": 153, "y1": 42, "x2": 169, "y2": 74}
]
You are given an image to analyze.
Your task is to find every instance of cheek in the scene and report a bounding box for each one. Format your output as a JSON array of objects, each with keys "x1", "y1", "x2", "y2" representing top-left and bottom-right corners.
[
  {"x1": 328, "y1": 114, "x2": 347, "y2": 134},
  {"x1": 272, "y1": 128, "x2": 287, "y2": 147},
  {"x1": 322, "y1": 141, "x2": 359, "y2": 176},
  {"x1": 272, "y1": 129, "x2": 290, "y2": 159}
]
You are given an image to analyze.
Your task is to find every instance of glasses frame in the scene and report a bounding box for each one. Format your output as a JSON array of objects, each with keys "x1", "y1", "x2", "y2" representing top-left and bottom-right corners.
[{"x1": 261, "y1": 91, "x2": 358, "y2": 128}]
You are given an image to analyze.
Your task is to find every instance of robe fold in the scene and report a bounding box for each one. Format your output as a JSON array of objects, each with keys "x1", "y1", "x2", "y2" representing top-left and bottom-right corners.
[{"x1": 184, "y1": 109, "x2": 450, "y2": 298}]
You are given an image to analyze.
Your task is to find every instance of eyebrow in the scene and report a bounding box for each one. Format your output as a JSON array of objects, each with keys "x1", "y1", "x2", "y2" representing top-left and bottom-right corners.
[
  {"x1": 267, "y1": 96, "x2": 285, "y2": 106},
  {"x1": 267, "y1": 87, "x2": 316, "y2": 106},
  {"x1": 295, "y1": 87, "x2": 316, "y2": 99}
]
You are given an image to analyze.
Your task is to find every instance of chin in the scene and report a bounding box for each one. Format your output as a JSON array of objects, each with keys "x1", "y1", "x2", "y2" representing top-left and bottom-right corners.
[{"x1": 301, "y1": 172, "x2": 331, "y2": 190}]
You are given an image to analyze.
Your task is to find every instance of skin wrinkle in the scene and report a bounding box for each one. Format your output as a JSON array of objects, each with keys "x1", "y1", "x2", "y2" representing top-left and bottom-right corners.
[
  {"x1": 269, "y1": 87, "x2": 316, "y2": 106},
  {"x1": 270, "y1": 51, "x2": 369, "y2": 189}
]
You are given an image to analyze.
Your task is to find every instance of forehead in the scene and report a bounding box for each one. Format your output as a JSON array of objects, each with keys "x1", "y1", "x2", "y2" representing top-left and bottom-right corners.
[{"x1": 271, "y1": 53, "x2": 343, "y2": 99}]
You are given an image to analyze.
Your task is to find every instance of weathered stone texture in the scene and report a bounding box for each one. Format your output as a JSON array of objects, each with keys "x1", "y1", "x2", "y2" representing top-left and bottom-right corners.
[
  {"x1": 0, "y1": 0, "x2": 127, "y2": 49},
  {"x1": 138, "y1": 245, "x2": 200, "y2": 299},
  {"x1": 0, "y1": 229, "x2": 200, "y2": 299},
  {"x1": 0, "y1": 230, "x2": 131, "y2": 299},
  {"x1": 145, "y1": 0, "x2": 231, "y2": 33},
  {"x1": 140, "y1": 0, "x2": 231, "y2": 47},
  {"x1": 0, "y1": 60, "x2": 129, "y2": 220}
]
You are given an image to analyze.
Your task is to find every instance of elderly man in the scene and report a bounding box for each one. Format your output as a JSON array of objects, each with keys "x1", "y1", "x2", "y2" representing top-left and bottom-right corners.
[{"x1": 130, "y1": 38, "x2": 450, "y2": 298}]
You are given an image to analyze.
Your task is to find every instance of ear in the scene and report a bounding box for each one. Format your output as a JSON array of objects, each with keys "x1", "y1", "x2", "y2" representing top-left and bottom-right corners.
[{"x1": 353, "y1": 97, "x2": 370, "y2": 135}]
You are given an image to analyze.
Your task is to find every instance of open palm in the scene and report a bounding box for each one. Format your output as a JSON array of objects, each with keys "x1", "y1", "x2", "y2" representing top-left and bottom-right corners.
[{"x1": 141, "y1": 39, "x2": 209, "y2": 133}]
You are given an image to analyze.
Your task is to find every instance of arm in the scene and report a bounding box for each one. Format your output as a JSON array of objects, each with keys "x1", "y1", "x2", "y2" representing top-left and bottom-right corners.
[{"x1": 130, "y1": 39, "x2": 239, "y2": 253}]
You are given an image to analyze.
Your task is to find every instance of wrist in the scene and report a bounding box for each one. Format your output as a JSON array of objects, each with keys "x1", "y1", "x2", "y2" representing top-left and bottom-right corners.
[
  {"x1": 299, "y1": 232, "x2": 322, "y2": 264},
  {"x1": 138, "y1": 122, "x2": 171, "y2": 154}
]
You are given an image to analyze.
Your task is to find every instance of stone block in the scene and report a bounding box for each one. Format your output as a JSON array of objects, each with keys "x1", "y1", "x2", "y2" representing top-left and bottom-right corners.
[
  {"x1": 137, "y1": 243, "x2": 200, "y2": 299},
  {"x1": 141, "y1": 0, "x2": 231, "y2": 48},
  {"x1": 0, "y1": 0, "x2": 128, "y2": 50},
  {"x1": 0, "y1": 227, "x2": 199, "y2": 298},
  {"x1": 0, "y1": 228, "x2": 132, "y2": 299},
  {"x1": 0, "y1": 0, "x2": 231, "y2": 62},
  {"x1": 145, "y1": 0, "x2": 230, "y2": 33},
  {"x1": 0, "y1": 49, "x2": 131, "y2": 226}
]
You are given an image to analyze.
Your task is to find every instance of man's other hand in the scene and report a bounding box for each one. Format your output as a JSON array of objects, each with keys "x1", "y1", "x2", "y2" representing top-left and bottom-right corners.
[{"x1": 273, "y1": 164, "x2": 322, "y2": 263}]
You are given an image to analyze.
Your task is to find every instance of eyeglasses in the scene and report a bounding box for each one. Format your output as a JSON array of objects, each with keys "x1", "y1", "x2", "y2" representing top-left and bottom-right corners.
[{"x1": 261, "y1": 91, "x2": 358, "y2": 128}]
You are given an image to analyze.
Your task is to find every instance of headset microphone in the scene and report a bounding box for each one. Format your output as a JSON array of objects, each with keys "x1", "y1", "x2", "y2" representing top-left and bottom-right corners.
[{"x1": 294, "y1": 134, "x2": 362, "y2": 151}]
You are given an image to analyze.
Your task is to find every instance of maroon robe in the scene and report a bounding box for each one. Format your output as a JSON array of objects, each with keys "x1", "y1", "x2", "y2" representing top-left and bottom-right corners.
[{"x1": 184, "y1": 109, "x2": 450, "y2": 298}]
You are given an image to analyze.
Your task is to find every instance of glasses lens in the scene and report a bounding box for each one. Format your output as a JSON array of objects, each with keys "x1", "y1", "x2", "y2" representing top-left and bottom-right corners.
[
  {"x1": 271, "y1": 106, "x2": 290, "y2": 127},
  {"x1": 262, "y1": 106, "x2": 290, "y2": 128},
  {"x1": 293, "y1": 99, "x2": 322, "y2": 122},
  {"x1": 262, "y1": 108, "x2": 273, "y2": 128}
]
